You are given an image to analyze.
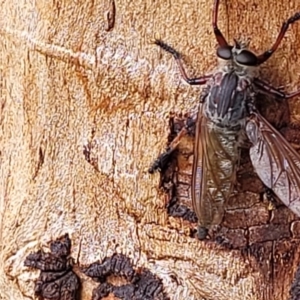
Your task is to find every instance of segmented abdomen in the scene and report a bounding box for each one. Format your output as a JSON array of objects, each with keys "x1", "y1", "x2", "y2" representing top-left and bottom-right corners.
[{"x1": 192, "y1": 111, "x2": 240, "y2": 229}]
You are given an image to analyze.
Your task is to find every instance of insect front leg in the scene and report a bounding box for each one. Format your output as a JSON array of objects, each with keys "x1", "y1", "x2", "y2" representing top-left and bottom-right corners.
[
  {"x1": 254, "y1": 78, "x2": 300, "y2": 99},
  {"x1": 212, "y1": 0, "x2": 229, "y2": 47},
  {"x1": 154, "y1": 40, "x2": 212, "y2": 86},
  {"x1": 256, "y1": 12, "x2": 300, "y2": 65},
  {"x1": 166, "y1": 194, "x2": 198, "y2": 223}
]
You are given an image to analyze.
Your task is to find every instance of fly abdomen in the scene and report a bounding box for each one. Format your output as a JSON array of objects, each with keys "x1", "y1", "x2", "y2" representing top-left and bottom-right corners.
[{"x1": 192, "y1": 114, "x2": 240, "y2": 238}]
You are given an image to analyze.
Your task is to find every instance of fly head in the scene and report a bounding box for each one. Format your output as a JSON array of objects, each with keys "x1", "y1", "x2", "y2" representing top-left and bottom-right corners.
[{"x1": 216, "y1": 39, "x2": 258, "y2": 73}]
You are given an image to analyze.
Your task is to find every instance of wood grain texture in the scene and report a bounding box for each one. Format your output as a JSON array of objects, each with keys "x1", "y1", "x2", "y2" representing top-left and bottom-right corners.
[{"x1": 1, "y1": 0, "x2": 300, "y2": 299}]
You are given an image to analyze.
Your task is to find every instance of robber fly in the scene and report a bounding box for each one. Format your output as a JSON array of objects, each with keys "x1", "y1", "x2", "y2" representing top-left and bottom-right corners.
[{"x1": 149, "y1": 0, "x2": 300, "y2": 239}]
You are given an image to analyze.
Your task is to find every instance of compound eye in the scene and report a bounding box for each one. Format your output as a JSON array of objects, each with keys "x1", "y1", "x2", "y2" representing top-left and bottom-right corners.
[
  {"x1": 216, "y1": 46, "x2": 233, "y2": 60},
  {"x1": 236, "y1": 50, "x2": 258, "y2": 66}
]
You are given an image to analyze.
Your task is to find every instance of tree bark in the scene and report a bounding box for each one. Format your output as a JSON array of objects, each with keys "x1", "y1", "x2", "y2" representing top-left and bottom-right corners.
[{"x1": 1, "y1": 0, "x2": 300, "y2": 299}]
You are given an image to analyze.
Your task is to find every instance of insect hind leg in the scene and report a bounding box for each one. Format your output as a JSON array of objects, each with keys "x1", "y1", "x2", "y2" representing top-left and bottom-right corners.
[
  {"x1": 148, "y1": 114, "x2": 196, "y2": 173},
  {"x1": 167, "y1": 196, "x2": 198, "y2": 223},
  {"x1": 148, "y1": 148, "x2": 175, "y2": 174},
  {"x1": 262, "y1": 186, "x2": 280, "y2": 210}
]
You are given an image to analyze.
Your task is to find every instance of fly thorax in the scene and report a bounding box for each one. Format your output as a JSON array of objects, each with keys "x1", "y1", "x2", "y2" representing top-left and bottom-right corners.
[{"x1": 204, "y1": 70, "x2": 252, "y2": 128}]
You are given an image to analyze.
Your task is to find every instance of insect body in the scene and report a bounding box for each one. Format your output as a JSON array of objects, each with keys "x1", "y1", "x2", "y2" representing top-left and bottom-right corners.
[
  {"x1": 149, "y1": 0, "x2": 300, "y2": 239},
  {"x1": 193, "y1": 112, "x2": 241, "y2": 238}
]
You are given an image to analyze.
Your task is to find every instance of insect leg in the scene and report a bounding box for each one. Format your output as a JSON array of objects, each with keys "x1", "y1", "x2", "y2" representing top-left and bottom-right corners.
[
  {"x1": 254, "y1": 78, "x2": 300, "y2": 99},
  {"x1": 154, "y1": 40, "x2": 212, "y2": 85},
  {"x1": 197, "y1": 226, "x2": 209, "y2": 240},
  {"x1": 167, "y1": 196, "x2": 198, "y2": 223},
  {"x1": 262, "y1": 186, "x2": 279, "y2": 210},
  {"x1": 148, "y1": 127, "x2": 188, "y2": 173},
  {"x1": 256, "y1": 12, "x2": 300, "y2": 65},
  {"x1": 212, "y1": 0, "x2": 229, "y2": 47},
  {"x1": 149, "y1": 114, "x2": 197, "y2": 173}
]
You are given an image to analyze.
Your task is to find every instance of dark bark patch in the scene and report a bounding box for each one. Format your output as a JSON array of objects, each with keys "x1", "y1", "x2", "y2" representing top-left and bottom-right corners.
[
  {"x1": 81, "y1": 253, "x2": 170, "y2": 300},
  {"x1": 24, "y1": 233, "x2": 80, "y2": 300}
]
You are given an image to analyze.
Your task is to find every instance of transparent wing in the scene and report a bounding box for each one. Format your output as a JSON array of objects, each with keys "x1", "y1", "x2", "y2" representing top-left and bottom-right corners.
[
  {"x1": 192, "y1": 108, "x2": 240, "y2": 229},
  {"x1": 246, "y1": 112, "x2": 300, "y2": 216}
]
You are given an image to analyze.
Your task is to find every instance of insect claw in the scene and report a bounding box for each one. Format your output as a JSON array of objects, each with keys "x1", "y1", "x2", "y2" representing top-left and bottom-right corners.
[
  {"x1": 267, "y1": 202, "x2": 276, "y2": 211},
  {"x1": 197, "y1": 226, "x2": 209, "y2": 240},
  {"x1": 288, "y1": 12, "x2": 300, "y2": 24}
]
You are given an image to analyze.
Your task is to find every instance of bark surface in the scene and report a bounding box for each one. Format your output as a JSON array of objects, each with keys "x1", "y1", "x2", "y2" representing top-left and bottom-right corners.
[{"x1": 1, "y1": 0, "x2": 300, "y2": 299}]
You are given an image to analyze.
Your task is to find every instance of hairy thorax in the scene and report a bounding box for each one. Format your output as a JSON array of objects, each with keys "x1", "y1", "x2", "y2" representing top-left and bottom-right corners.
[{"x1": 204, "y1": 65, "x2": 255, "y2": 129}]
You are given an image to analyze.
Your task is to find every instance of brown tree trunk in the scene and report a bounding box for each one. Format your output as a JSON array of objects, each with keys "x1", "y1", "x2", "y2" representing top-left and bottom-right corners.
[{"x1": 1, "y1": 0, "x2": 300, "y2": 299}]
